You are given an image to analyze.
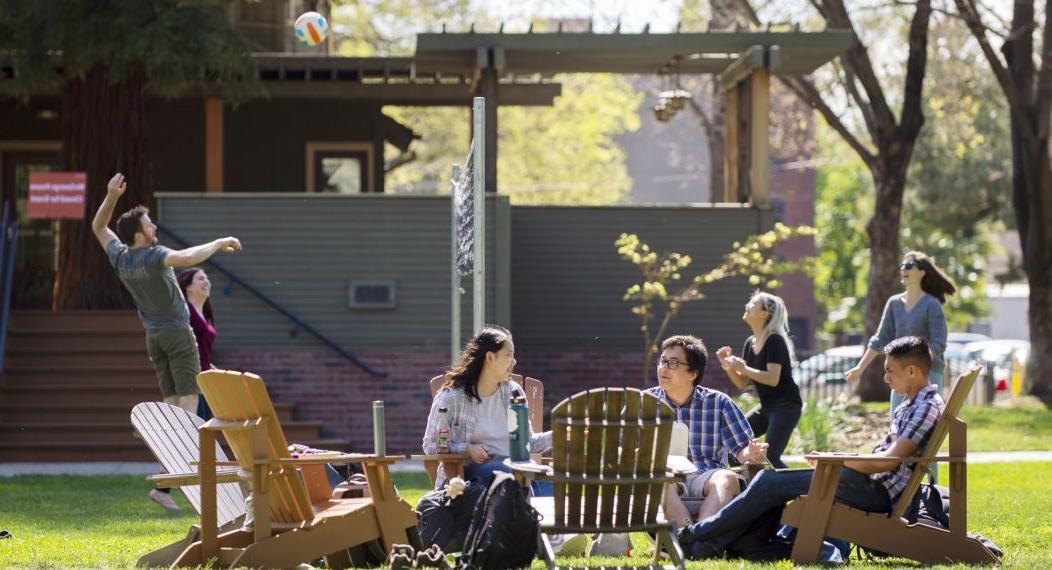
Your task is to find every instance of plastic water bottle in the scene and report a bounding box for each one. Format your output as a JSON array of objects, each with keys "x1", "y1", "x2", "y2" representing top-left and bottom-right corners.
[
  {"x1": 509, "y1": 396, "x2": 529, "y2": 462},
  {"x1": 437, "y1": 406, "x2": 451, "y2": 453}
]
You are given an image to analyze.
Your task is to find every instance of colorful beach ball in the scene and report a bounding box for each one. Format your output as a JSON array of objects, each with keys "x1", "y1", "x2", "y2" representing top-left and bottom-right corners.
[{"x1": 294, "y1": 11, "x2": 328, "y2": 47}]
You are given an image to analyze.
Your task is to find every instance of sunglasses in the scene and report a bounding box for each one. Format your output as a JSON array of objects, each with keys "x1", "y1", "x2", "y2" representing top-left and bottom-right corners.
[{"x1": 900, "y1": 261, "x2": 915, "y2": 270}]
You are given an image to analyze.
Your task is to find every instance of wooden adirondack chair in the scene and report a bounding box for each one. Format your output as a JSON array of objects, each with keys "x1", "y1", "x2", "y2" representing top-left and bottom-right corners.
[
  {"x1": 131, "y1": 402, "x2": 248, "y2": 568},
  {"x1": 414, "y1": 373, "x2": 544, "y2": 486},
  {"x1": 781, "y1": 365, "x2": 1001, "y2": 565},
  {"x1": 510, "y1": 387, "x2": 688, "y2": 569},
  {"x1": 167, "y1": 369, "x2": 417, "y2": 569}
]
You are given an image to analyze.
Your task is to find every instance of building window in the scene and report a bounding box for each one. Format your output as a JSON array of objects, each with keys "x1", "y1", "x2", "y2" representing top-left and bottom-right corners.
[
  {"x1": 789, "y1": 317, "x2": 810, "y2": 352},
  {"x1": 349, "y1": 280, "x2": 396, "y2": 309},
  {"x1": 306, "y1": 142, "x2": 374, "y2": 193}
]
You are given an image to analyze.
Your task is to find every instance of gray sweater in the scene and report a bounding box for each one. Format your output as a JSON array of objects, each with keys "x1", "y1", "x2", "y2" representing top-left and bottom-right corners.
[{"x1": 868, "y1": 292, "x2": 948, "y2": 374}]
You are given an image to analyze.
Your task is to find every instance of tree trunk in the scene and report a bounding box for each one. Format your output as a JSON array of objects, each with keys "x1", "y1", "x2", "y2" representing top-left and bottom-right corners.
[
  {"x1": 53, "y1": 65, "x2": 152, "y2": 309},
  {"x1": 857, "y1": 157, "x2": 911, "y2": 401}
]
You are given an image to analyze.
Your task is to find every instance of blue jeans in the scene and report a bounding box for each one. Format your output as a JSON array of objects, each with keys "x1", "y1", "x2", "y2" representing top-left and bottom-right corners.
[
  {"x1": 746, "y1": 403, "x2": 802, "y2": 469},
  {"x1": 891, "y1": 371, "x2": 943, "y2": 481},
  {"x1": 464, "y1": 457, "x2": 553, "y2": 496},
  {"x1": 681, "y1": 468, "x2": 892, "y2": 551}
]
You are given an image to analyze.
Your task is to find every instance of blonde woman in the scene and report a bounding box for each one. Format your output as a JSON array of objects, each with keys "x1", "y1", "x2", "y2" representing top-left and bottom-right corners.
[{"x1": 716, "y1": 292, "x2": 802, "y2": 468}]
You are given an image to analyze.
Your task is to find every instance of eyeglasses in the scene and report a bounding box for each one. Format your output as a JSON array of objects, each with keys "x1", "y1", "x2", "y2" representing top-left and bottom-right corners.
[
  {"x1": 658, "y1": 357, "x2": 687, "y2": 370},
  {"x1": 900, "y1": 261, "x2": 915, "y2": 270}
]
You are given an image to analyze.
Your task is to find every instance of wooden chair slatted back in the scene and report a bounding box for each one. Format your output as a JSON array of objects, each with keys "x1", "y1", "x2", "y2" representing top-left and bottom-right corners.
[
  {"x1": 889, "y1": 366, "x2": 981, "y2": 519},
  {"x1": 197, "y1": 370, "x2": 313, "y2": 524},
  {"x1": 550, "y1": 388, "x2": 675, "y2": 530},
  {"x1": 429, "y1": 373, "x2": 544, "y2": 432},
  {"x1": 131, "y1": 402, "x2": 246, "y2": 527}
]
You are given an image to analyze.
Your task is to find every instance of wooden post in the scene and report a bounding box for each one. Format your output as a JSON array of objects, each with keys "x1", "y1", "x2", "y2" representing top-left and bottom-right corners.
[
  {"x1": 478, "y1": 68, "x2": 498, "y2": 194},
  {"x1": 199, "y1": 428, "x2": 218, "y2": 561},
  {"x1": 748, "y1": 69, "x2": 770, "y2": 205},
  {"x1": 949, "y1": 418, "x2": 967, "y2": 536},
  {"x1": 205, "y1": 97, "x2": 224, "y2": 192},
  {"x1": 723, "y1": 86, "x2": 739, "y2": 202}
]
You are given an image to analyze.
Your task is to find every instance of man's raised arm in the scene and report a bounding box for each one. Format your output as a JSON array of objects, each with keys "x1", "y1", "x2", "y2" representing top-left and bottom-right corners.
[
  {"x1": 92, "y1": 173, "x2": 125, "y2": 248},
  {"x1": 163, "y1": 237, "x2": 242, "y2": 268}
]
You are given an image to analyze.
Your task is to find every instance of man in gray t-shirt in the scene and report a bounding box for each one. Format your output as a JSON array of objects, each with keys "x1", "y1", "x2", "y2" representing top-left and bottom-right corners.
[{"x1": 92, "y1": 172, "x2": 242, "y2": 414}]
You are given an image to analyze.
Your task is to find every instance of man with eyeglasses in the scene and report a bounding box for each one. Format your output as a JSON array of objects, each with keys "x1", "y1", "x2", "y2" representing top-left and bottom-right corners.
[{"x1": 645, "y1": 335, "x2": 769, "y2": 529}]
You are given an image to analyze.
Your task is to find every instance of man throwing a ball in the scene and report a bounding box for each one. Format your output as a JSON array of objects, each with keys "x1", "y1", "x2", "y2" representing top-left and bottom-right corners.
[{"x1": 92, "y1": 172, "x2": 241, "y2": 508}]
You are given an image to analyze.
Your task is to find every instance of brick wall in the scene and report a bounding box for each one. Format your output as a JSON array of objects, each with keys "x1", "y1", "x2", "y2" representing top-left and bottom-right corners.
[{"x1": 219, "y1": 349, "x2": 739, "y2": 454}]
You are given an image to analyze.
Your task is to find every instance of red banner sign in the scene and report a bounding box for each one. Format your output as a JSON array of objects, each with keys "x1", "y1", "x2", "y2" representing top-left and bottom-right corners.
[{"x1": 27, "y1": 172, "x2": 87, "y2": 220}]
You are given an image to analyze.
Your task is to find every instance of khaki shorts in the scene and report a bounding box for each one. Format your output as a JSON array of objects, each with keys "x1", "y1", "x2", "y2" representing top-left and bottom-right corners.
[
  {"x1": 146, "y1": 327, "x2": 201, "y2": 397},
  {"x1": 679, "y1": 468, "x2": 725, "y2": 498}
]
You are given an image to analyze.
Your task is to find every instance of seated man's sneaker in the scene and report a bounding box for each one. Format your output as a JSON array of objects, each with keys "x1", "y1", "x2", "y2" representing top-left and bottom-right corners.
[{"x1": 148, "y1": 489, "x2": 181, "y2": 512}]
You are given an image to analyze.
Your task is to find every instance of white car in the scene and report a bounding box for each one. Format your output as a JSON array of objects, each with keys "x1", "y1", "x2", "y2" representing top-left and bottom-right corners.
[{"x1": 793, "y1": 345, "x2": 864, "y2": 386}]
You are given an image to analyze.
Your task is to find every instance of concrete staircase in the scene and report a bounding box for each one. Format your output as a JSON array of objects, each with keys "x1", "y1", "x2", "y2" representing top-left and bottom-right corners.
[{"x1": 0, "y1": 310, "x2": 344, "y2": 462}]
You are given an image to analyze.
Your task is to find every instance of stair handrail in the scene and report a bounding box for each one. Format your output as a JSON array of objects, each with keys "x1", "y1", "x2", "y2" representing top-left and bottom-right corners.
[
  {"x1": 0, "y1": 202, "x2": 17, "y2": 378},
  {"x1": 155, "y1": 221, "x2": 387, "y2": 378}
]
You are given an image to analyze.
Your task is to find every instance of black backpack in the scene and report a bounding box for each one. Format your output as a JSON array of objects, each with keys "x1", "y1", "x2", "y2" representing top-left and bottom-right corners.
[
  {"x1": 416, "y1": 481, "x2": 487, "y2": 553},
  {"x1": 457, "y1": 472, "x2": 540, "y2": 570}
]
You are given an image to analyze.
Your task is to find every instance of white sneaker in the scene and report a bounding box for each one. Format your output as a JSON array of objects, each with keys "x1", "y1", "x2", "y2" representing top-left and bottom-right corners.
[
  {"x1": 550, "y1": 533, "x2": 590, "y2": 556},
  {"x1": 148, "y1": 489, "x2": 181, "y2": 512}
]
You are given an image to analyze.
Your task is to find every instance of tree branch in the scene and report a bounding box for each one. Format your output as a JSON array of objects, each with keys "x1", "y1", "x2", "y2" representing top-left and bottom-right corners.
[
  {"x1": 836, "y1": 59, "x2": 881, "y2": 143},
  {"x1": 953, "y1": 0, "x2": 1032, "y2": 120},
  {"x1": 890, "y1": 0, "x2": 1006, "y2": 38},
  {"x1": 777, "y1": 74, "x2": 877, "y2": 167},
  {"x1": 897, "y1": 0, "x2": 932, "y2": 136},
  {"x1": 820, "y1": 0, "x2": 898, "y2": 136},
  {"x1": 687, "y1": 98, "x2": 717, "y2": 141}
]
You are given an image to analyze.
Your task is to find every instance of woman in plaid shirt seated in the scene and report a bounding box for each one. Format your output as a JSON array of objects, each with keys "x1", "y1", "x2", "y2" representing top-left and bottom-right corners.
[
  {"x1": 422, "y1": 325, "x2": 552, "y2": 488},
  {"x1": 678, "y1": 336, "x2": 945, "y2": 559}
]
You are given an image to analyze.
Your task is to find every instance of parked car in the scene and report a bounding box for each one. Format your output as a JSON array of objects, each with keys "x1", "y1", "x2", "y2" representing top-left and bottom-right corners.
[
  {"x1": 964, "y1": 339, "x2": 1030, "y2": 395},
  {"x1": 947, "y1": 332, "x2": 992, "y2": 346},
  {"x1": 793, "y1": 345, "x2": 864, "y2": 386}
]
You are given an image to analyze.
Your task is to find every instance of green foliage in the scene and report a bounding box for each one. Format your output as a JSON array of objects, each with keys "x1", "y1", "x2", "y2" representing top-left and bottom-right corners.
[
  {"x1": 332, "y1": 3, "x2": 642, "y2": 203},
  {"x1": 499, "y1": 74, "x2": 642, "y2": 205},
  {"x1": 617, "y1": 223, "x2": 815, "y2": 383},
  {"x1": 383, "y1": 75, "x2": 644, "y2": 204},
  {"x1": 792, "y1": 396, "x2": 848, "y2": 453},
  {"x1": 0, "y1": 0, "x2": 259, "y2": 101},
  {"x1": 814, "y1": 130, "x2": 873, "y2": 339}
]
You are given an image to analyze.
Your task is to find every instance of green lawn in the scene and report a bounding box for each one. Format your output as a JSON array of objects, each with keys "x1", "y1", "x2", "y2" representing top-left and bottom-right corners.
[
  {"x1": 1, "y1": 464, "x2": 1050, "y2": 568},
  {"x1": 855, "y1": 399, "x2": 1052, "y2": 452}
]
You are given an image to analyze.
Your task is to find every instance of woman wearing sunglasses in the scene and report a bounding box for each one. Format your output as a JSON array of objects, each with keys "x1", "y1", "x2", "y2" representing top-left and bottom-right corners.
[
  {"x1": 716, "y1": 291, "x2": 802, "y2": 469},
  {"x1": 845, "y1": 251, "x2": 957, "y2": 414}
]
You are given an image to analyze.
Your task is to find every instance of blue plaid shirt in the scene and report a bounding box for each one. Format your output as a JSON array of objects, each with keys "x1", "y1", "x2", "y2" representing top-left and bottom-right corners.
[
  {"x1": 645, "y1": 386, "x2": 754, "y2": 471},
  {"x1": 871, "y1": 384, "x2": 944, "y2": 503}
]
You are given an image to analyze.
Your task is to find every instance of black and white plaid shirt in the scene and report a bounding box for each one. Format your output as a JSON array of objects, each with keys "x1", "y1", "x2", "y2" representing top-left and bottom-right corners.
[{"x1": 871, "y1": 384, "x2": 945, "y2": 503}]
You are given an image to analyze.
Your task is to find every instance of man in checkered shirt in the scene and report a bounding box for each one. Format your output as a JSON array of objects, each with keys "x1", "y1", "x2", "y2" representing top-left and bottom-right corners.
[
  {"x1": 678, "y1": 336, "x2": 945, "y2": 559},
  {"x1": 645, "y1": 335, "x2": 769, "y2": 528}
]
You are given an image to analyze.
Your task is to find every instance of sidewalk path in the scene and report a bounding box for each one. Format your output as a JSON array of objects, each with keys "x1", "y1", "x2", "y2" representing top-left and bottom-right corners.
[{"x1": 2, "y1": 451, "x2": 1051, "y2": 476}]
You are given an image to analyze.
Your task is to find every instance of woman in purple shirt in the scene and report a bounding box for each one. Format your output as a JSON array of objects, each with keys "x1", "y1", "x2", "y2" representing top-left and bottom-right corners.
[{"x1": 178, "y1": 267, "x2": 217, "y2": 420}]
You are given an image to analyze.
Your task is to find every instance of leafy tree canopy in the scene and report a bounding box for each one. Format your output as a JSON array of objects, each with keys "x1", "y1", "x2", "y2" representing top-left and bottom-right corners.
[{"x1": 0, "y1": 0, "x2": 259, "y2": 100}]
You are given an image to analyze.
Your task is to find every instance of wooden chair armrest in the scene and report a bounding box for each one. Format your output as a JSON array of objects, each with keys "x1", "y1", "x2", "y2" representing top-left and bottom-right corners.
[
  {"x1": 148, "y1": 468, "x2": 241, "y2": 487},
  {"x1": 410, "y1": 453, "x2": 470, "y2": 462},
  {"x1": 507, "y1": 460, "x2": 553, "y2": 485},
  {"x1": 277, "y1": 454, "x2": 407, "y2": 467},
  {"x1": 189, "y1": 460, "x2": 240, "y2": 467}
]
